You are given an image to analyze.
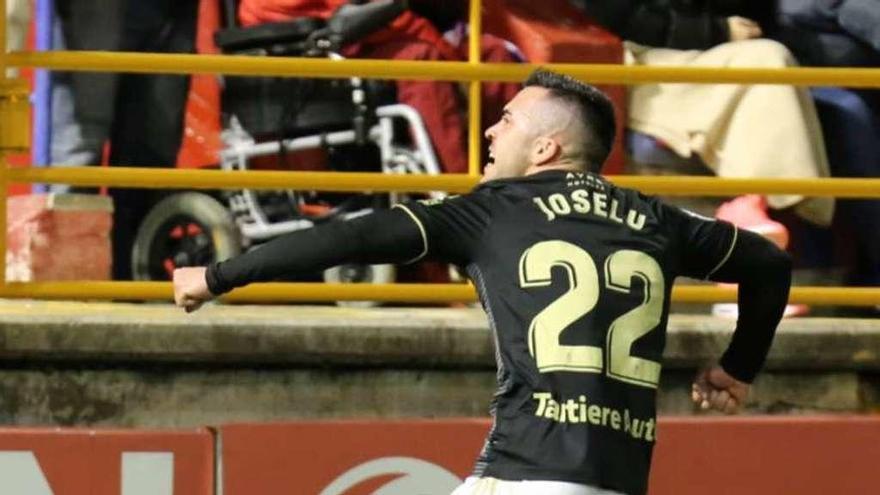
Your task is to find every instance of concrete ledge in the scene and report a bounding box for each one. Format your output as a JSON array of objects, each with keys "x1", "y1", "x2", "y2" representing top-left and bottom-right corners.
[
  {"x1": 0, "y1": 301, "x2": 493, "y2": 367},
  {"x1": 0, "y1": 300, "x2": 877, "y2": 370},
  {"x1": 1, "y1": 300, "x2": 878, "y2": 426}
]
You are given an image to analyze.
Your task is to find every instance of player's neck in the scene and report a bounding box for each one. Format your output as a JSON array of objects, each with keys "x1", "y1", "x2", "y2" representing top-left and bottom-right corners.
[{"x1": 524, "y1": 162, "x2": 586, "y2": 177}]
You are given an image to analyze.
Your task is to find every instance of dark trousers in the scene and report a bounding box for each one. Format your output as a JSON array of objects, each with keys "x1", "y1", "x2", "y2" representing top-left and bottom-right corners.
[
  {"x1": 812, "y1": 87, "x2": 880, "y2": 286},
  {"x1": 51, "y1": 0, "x2": 198, "y2": 279}
]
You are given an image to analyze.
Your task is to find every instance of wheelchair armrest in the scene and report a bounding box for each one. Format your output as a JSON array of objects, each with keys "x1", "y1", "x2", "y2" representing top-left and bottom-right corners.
[
  {"x1": 215, "y1": 17, "x2": 325, "y2": 53},
  {"x1": 313, "y1": 0, "x2": 407, "y2": 48}
]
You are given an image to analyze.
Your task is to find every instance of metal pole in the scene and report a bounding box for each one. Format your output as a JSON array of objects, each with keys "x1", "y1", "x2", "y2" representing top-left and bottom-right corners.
[
  {"x1": 0, "y1": 150, "x2": 6, "y2": 285},
  {"x1": 0, "y1": 281, "x2": 877, "y2": 306},
  {"x1": 467, "y1": 0, "x2": 482, "y2": 177},
  {"x1": 1, "y1": 0, "x2": 9, "y2": 284},
  {"x1": 1, "y1": 0, "x2": 7, "y2": 74},
  {"x1": 0, "y1": 0, "x2": 7, "y2": 67},
  {"x1": 9, "y1": 167, "x2": 880, "y2": 198},
  {"x1": 8, "y1": 51, "x2": 880, "y2": 86}
]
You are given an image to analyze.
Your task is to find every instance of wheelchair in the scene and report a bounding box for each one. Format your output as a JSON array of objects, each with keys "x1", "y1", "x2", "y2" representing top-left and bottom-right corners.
[{"x1": 132, "y1": 1, "x2": 443, "y2": 295}]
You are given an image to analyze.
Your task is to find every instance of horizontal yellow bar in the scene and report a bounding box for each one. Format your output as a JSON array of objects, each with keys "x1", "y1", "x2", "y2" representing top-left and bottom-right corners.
[
  {"x1": 614, "y1": 175, "x2": 880, "y2": 198},
  {"x1": 6, "y1": 51, "x2": 880, "y2": 87},
  {"x1": 0, "y1": 78, "x2": 31, "y2": 152},
  {"x1": 676, "y1": 286, "x2": 880, "y2": 306},
  {"x1": 0, "y1": 282, "x2": 878, "y2": 306},
  {"x1": 9, "y1": 167, "x2": 880, "y2": 198},
  {"x1": 7, "y1": 167, "x2": 478, "y2": 193},
  {"x1": 0, "y1": 78, "x2": 29, "y2": 93},
  {"x1": 0, "y1": 281, "x2": 473, "y2": 303}
]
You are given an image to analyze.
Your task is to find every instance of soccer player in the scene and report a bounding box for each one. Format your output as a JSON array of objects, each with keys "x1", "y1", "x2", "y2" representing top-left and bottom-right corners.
[{"x1": 173, "y1": 69, "x2": 791, "y2": 495}]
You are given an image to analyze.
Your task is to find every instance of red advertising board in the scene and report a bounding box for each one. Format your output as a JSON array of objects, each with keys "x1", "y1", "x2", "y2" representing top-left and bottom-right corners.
[
  {"x1": 650, "y1": 416, "x2": 880, "y2": 495},
  {"x1": 0, "y1": 427, "x2": 214, "y2": 495},
  {"x1": 221, "y1": 419, "x2": 490, "y2": 494},
  {"x1": 221, "y1": 416, "x2": 880, "y2": 495}
]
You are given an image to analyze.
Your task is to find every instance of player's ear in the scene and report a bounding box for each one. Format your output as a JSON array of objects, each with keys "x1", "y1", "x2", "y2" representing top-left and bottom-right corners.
[{"x1": 530, "y1": 136, "x2": 561, "y2": 166}]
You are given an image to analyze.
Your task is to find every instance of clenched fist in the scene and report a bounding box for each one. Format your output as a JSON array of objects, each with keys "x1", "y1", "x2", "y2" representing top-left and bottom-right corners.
[
  {"x1": 173, "y1": 266, "x2": 214, "y2": 313},
  {"x1": 691, "y1": 365, "x2": 750, "y2": 414}
]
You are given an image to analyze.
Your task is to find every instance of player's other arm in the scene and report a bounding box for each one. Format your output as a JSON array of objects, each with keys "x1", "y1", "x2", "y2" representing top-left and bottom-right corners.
[
  {"x1": 173, "y1": 208, "x2": 425, "y2": 312},
  {"x1": 693, "y1": 229, "x2": 792, "y2": 413}
]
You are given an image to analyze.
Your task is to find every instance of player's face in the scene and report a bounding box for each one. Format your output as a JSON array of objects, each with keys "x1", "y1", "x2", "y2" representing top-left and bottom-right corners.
[{"x1": 483, "y1": 87, "x2": 548, "y2": 182}]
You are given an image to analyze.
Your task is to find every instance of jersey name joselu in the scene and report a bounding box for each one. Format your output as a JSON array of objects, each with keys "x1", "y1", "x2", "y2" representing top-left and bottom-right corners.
[{"x1": 532, "y1": 189, "x2": 647, "y2": 231}]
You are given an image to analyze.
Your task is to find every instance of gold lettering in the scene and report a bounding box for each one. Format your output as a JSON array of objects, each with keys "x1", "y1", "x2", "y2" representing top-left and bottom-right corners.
[
  {"x1": 566, "y1": 400, "x2": 580, "y2": 424},
  {"x1": 631, "y1": 419, "x2": 644, "y2": 440},
  {"x1": 601, "y1": 407, "x2": 612, "y2": 426},
  {"x1": 626, "y1": 210, "x2": 646, "y2": 231},
  {"x1": 530, "y1": 392, "x2": 654, "y2": 443},
  {"x1": 571, "y1": 189, "x2": 591, "y2": 214},
  {"x1": 533, "y1": 392, "x2": 551, "y2": 417},
  {"x1": 644, "y1": 418, "x2": 656, "y2": 442},
  {"x1": 545, "y1": 399, "x2": 560, "y2": 421},
  {"x1": 536, "y1": 193, "x2": 647, "y2": 233},
  {"x1": 533, "y1": 198, "x2": 556, "y2": 221},
  {"x1": 588, "y1": 405, "x2": 602, "y2": 425},
  {"x1": 610, "y1": 410, "x2": 622, "y2": 430},
  {"x1": 593, "y1": 192, "x2": 608, "y2": 217},
  {"x1": 549, "y1": 193, "x2": 571, "y2": 216},
  {"x1": 609, "y1": 199, "x2": 624, "y2": 223}
]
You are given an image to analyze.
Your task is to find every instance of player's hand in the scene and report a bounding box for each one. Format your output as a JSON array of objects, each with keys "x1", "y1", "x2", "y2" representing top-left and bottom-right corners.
[
  {"x1": 173, "y1": 266, "x2": 214, "y2": 313},
  {"x1": 691, "y1": 365, "x2": 750, "y2": 414},
  {"x1": 727, "y1": 16, "x2": 762, "y2": 41}
]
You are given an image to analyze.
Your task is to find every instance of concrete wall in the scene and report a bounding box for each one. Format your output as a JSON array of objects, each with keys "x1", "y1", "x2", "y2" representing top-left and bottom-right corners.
[{"x1": 0, "y1": 300, "x2": 877, "y2": 427}]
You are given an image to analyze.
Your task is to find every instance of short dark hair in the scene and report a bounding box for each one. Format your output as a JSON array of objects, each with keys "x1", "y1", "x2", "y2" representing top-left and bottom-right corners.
[{"x1": 524, "y1": 69, "x2": 616, "y2": 173}]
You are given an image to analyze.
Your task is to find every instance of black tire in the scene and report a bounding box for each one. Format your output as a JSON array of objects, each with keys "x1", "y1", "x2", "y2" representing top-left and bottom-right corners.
[
  {"x1": 323, "y1": 263, "x2": 395, "y2": 308},
  {"x1": 132, "y1": 192, "x2": 241, "y2": 281}
]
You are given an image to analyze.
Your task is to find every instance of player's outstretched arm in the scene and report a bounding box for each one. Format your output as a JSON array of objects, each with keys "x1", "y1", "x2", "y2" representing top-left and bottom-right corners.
[
  {"x1": 692, "y1": 229, "x2": 792, "y2": 413},
  {"x1": 172, "y1": 207, "x2": 425, "y2": 313}
]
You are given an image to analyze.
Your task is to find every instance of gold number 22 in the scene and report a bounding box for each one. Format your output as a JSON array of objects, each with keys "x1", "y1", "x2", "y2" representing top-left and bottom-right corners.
[{"x1": 518, "y1": 240, "x2": 664, "y2": 388}]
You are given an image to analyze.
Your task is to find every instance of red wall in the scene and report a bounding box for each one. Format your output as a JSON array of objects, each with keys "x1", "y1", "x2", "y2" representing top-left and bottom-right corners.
[{"x1": 221, "y1": 416, "x2": 880, "y2": 495}]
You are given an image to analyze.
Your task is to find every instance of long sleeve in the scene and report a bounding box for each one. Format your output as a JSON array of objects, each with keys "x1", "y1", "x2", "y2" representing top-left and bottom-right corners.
[
  {"x1": 206, "y1": 207, "x2": 425, "y2": 295},
  {"x1": 708, "y1": 229, "x2": 792, "y2": 383},
  {"x1": 668, "y1": 203, "x2": 791, "y2": 384}
]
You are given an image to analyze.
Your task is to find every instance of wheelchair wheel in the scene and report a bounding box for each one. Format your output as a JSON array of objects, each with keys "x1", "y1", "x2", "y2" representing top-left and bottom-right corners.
[
  {"x1": 132, "y1": 192, "x2": 241, "y2": 281},
  {"x1": 323, "y1": 263, "x2": 395, "y2": 308}
]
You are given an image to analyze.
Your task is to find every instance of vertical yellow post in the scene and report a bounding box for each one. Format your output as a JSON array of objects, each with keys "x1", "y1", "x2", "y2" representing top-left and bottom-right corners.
[
  {"x1": 0, "y1": 0, "x2": 5, "y2": 61},
  {"x1": 0, "y1": 149, "x2": 6, "y2": 285},
  {"x1": 0, "y1": 0, "x2": 6, "y2": 75},
  {"x1": 0, "y1": 0, "x2": 8, "y2": 285},
  {"x1": 467, "y1": 0, "x2": 482, "y2": 177}
]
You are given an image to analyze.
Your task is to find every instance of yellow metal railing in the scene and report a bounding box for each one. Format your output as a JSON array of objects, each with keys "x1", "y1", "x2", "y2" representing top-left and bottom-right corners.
[
  {"x1": 6, "y1": 52, "x2": 880, "y2": 87},
  {"x1": 9, "y1": 167, "x2": 880, "y2": 197},
  {"x1": 467, "y1": 0, "x2": 482, "y2": 176},
  {"x1": 2, "y1": 0, "x2": 11, "y2": 285},
  {"x1": 2, "y1": 0, "x2": 880, "y2": 305},
  {"x1": 0, "y1": 281, "x2": 877, "y2": 306}
]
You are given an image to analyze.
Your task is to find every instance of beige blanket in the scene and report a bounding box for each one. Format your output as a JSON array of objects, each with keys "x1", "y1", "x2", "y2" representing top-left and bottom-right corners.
[{"x1": 625, "y1": 39, "x2": 834, "y2": 226}]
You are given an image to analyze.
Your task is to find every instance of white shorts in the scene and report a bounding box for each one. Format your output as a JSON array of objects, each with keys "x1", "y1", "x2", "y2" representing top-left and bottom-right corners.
[{"x1": 450, "y1": 476, "x2": 626, "y2": 495}]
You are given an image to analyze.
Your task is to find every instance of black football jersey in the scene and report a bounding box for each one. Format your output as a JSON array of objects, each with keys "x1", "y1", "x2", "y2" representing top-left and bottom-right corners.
[{"x1": 396, "y1": 170, "x2": 736, "y2": 495}]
